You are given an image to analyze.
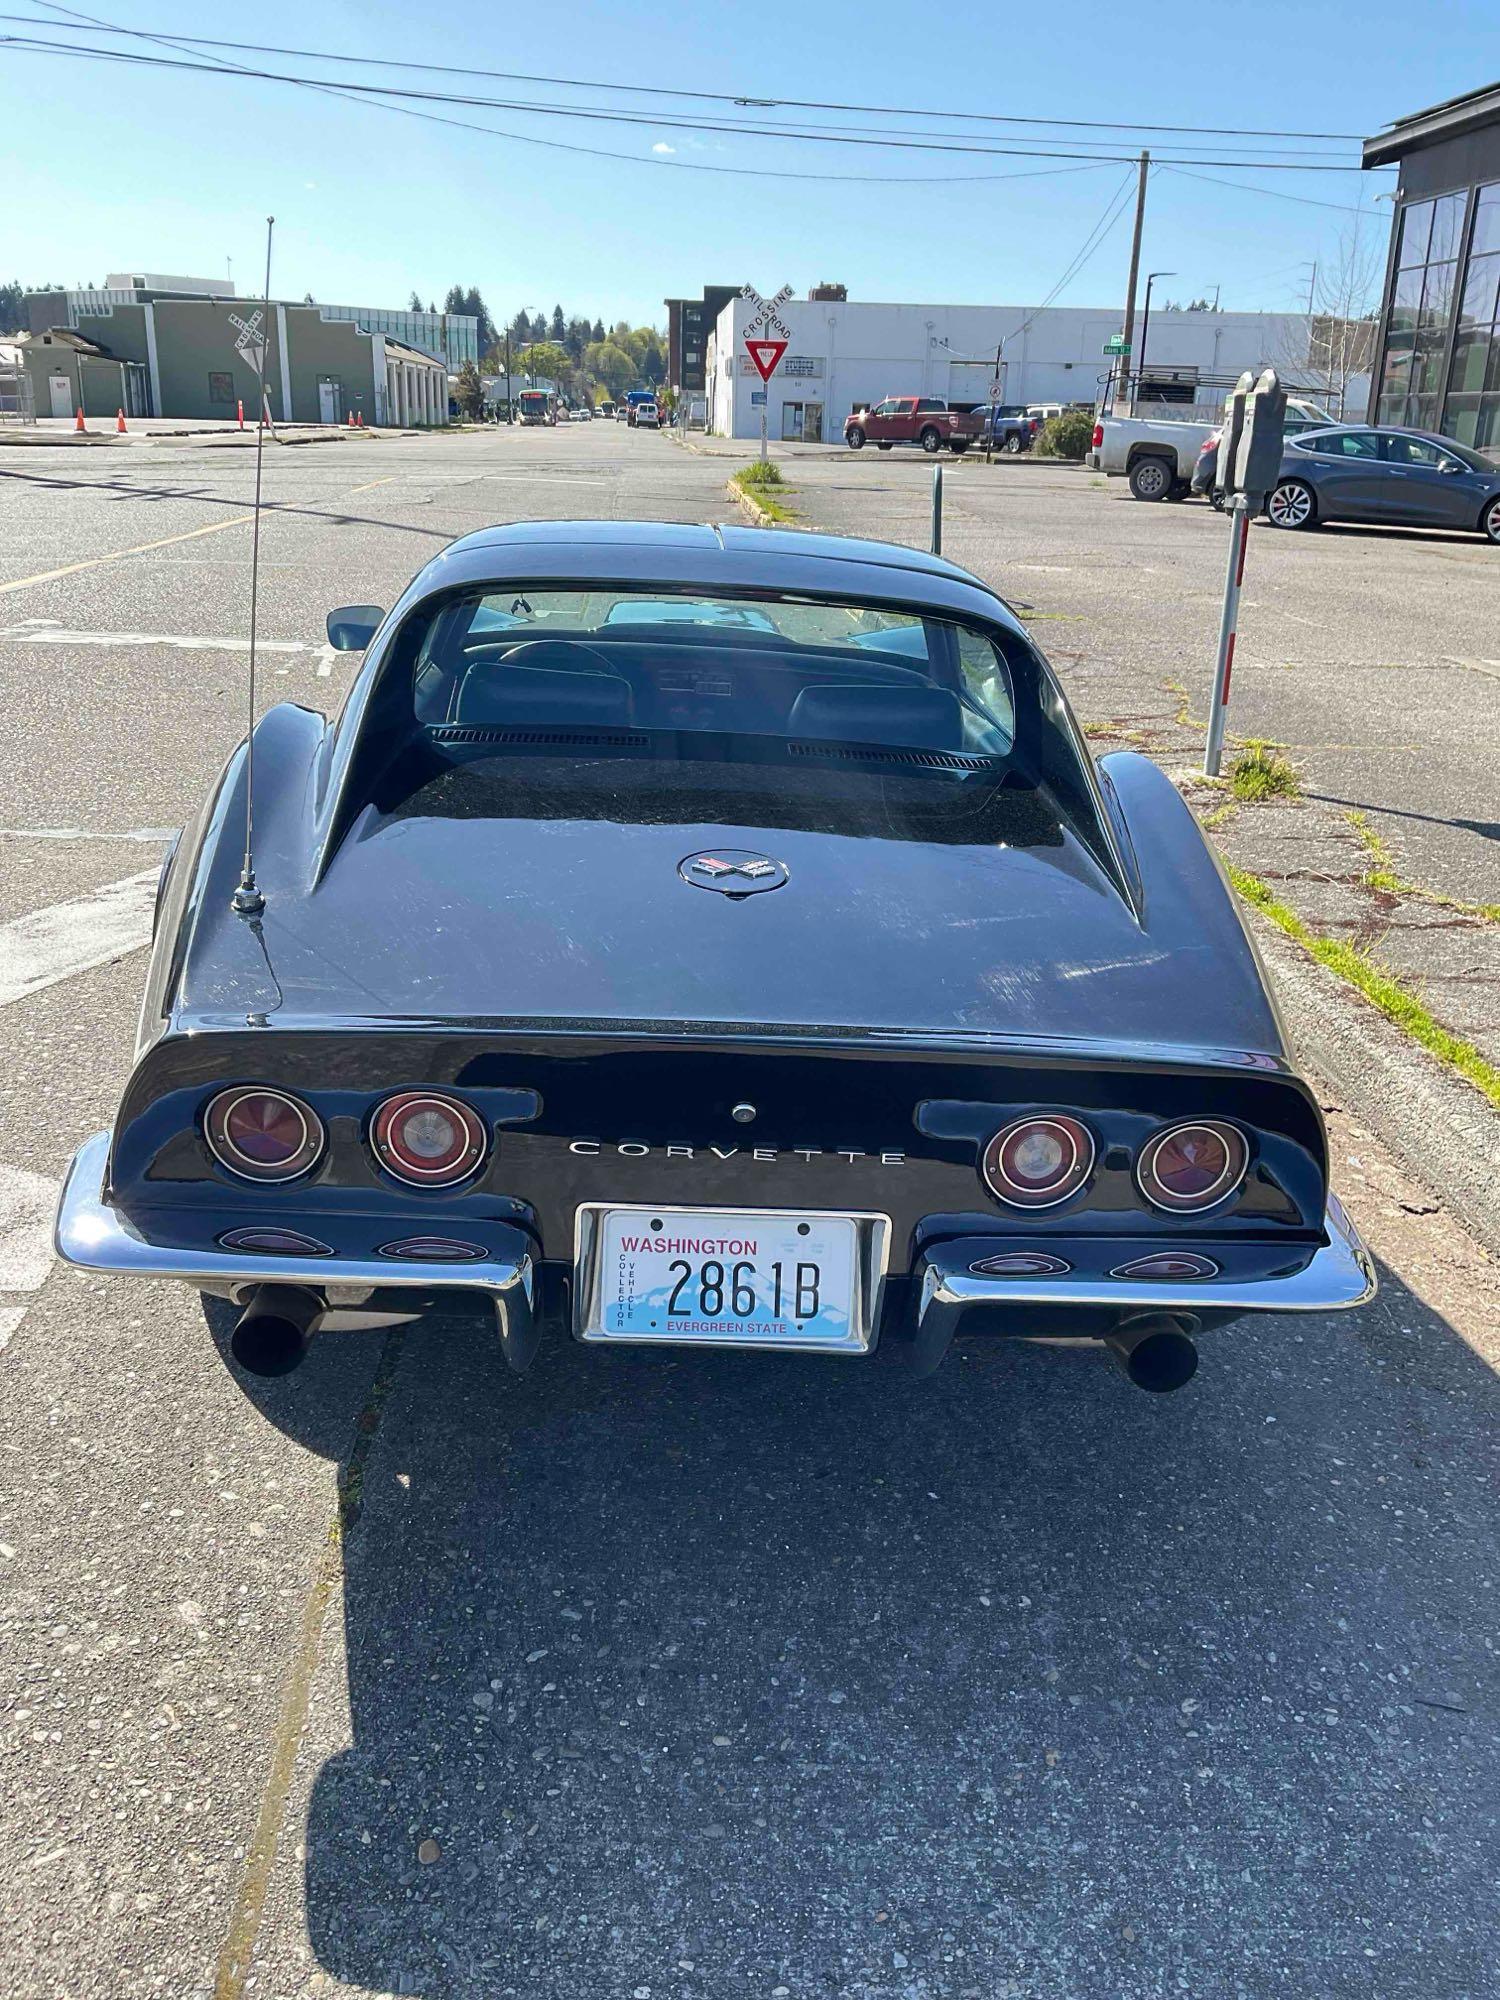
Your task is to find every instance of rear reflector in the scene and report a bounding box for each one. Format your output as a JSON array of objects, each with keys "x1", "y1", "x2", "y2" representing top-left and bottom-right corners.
[
  {"x1": 969, "y1": 1251, "x2": 1072, "y2": 1277},
  {"x1": 1111, "y1": 1252, "x2": 1221, "y2": 1281},
  {"x1": 218, "y1": 1226, "x2": 333, "y2": 1256},
  {"x1": 378, "y1": 1236, "x2": 489, "y2": 1262}
]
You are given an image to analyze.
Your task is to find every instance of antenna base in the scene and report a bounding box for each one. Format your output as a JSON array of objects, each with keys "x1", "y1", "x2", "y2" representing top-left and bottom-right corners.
[{"x1": 232, "y1": 880, "x2": 266, "y2": 917}]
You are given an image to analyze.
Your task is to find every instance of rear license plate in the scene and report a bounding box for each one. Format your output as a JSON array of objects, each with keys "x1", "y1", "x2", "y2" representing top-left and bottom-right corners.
[{"x1": 578, "y1": 1205, "x2": 869, "y2": 1352}]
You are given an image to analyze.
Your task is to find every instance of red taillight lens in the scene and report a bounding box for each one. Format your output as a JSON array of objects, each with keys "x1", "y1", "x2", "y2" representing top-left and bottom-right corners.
[
  {"x1": 1136, "y1": 1121, "x2": 1248, "y2": 1213},
  {"x1": 1091, "y1": 423, "x2": 1103, "y2": 449},
  {"x1": 371, "y1": 1091, "x2": 488, "y2": 1187},
  {"x1": 204, "y1": 1088, "x2": 324, "y2": 1183},
  {"x1": 982, "y1": 1115, "x2": 1094, "y2": 1209}
]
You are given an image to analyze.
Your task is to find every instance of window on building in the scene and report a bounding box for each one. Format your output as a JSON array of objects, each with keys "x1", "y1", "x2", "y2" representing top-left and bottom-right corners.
[
  {"x1": 208, "y1": 371, "x2": 234, "y2": 403},
  {"x1": 1379, "y1": 189, "x2": 1467, "y2": 432},
  {"x1": 1444, "y1": 182, "x2": 1500, "y2": 455}
]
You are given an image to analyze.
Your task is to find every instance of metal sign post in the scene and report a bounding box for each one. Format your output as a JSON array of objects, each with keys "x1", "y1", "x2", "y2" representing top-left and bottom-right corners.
[
  {"x1": 1203, "y1": 368, "x2": 1287, "y2": 777},
  {"x1": 931, "y1": 462, "x2": 943, "y2": 555},
  {"x1": 741, "y1": 283, "x2": 792, "y2": 464}
]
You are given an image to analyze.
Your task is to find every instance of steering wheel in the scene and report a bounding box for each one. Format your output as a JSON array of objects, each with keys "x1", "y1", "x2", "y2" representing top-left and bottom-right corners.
[{"x1": 496, "y1": 639, "x2": 619, "y2": 674}]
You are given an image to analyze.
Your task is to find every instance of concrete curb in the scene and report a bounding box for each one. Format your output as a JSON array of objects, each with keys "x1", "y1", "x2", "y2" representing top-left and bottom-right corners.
[{"x1": 1247, "y1": 907, "x2": 1500, "y2": 1260}]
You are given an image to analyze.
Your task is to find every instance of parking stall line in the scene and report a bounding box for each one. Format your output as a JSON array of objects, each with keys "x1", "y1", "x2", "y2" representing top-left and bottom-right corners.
[
  {"x1": 0, "y1": 1161, "x2": 62, "y2": 1355},
  {"x1": 0, "y1": 869, "x2": 159, "y2": 1009}
]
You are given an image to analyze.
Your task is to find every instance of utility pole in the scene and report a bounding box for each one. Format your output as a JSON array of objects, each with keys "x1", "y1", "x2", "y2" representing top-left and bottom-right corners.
[
  {"x1": 1306, "y1": 261, "x2": 1318, "y2": 315},
  {"x1": 1113, "y1": 149, "x2": 1150, "y2": 416}
]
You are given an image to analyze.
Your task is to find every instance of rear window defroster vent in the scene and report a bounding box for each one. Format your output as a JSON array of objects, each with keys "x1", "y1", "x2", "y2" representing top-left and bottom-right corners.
[
  {"x1": 788, "y1": 740, "x2": 993, "y2": 771},
  {"x1": 429, "y1": 725, "x2": 652, "y2": 751}
]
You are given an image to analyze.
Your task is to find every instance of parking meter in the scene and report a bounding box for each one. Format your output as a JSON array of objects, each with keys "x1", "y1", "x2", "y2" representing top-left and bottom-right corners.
[
  {"x1": 1214, "y1": 371, "x2": 1253, "y2": 497},
  {"x1": 1232, "y1": 368, "x2": 1287, "y2": 511}
]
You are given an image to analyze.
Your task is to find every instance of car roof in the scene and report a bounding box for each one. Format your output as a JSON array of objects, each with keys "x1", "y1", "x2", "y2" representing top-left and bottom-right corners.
[{"x1": 402, "y1": 521, "x2": 1024, "y2": 636}]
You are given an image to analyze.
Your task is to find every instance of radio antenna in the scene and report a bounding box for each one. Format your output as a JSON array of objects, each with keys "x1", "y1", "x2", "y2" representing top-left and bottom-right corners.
[{"x1": 232, "y1": 215, "x2": 275, "y2": 917}]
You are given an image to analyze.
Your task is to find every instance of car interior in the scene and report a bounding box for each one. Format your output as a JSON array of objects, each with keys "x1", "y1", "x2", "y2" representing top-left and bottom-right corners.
[{"x1": 405, "y1": 589, "x2": 1019, "y2": 760}]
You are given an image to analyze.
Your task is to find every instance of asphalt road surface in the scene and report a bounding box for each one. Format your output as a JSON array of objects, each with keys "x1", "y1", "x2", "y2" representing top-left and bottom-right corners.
[{"x1": 1, "y1": 423, "x2": 1495, "y2": 2000}]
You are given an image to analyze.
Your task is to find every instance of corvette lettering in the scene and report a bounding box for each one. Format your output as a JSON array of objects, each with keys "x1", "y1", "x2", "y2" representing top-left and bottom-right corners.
[{"x1": 568, "y1": 1140, "x2": 904, "y2": 1163}]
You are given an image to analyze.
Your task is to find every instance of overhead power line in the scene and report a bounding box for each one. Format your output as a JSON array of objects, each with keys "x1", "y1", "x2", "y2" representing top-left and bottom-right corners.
[
  {"x1": 0, "y1": 10, "x2": 1375, "y2": 143},
  {"x1": 1159, "y1": 165, "x2": 1381, "y2": 216},
  {"x1": 0, "y1": 32, "x2": 1379, "y2": 171}
]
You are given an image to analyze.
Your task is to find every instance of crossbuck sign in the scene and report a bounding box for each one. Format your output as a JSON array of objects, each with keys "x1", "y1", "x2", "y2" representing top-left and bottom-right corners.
[{"x1": 228, "y1": 308, "x2": 267, "y2": 375}]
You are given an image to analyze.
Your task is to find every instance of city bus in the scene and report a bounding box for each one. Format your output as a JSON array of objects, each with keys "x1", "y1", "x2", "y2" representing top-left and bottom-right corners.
[{"x1": 518, "y1": 388, "x2": 557, "y2": 427}]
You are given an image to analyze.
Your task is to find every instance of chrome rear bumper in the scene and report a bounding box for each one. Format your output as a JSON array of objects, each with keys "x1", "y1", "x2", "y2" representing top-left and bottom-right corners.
[
  {"x1": 907, "y1": 1195, "x2": 1375, "y2": 1375},
  {"x1": 54, "y1": 1131, "x2": 538, "y2": 1367}
]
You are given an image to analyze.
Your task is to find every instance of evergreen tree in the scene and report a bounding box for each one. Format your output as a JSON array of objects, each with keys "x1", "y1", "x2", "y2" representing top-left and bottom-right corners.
[{"x1": 550, "y1": 303, "x2": 566, "y2": 341}]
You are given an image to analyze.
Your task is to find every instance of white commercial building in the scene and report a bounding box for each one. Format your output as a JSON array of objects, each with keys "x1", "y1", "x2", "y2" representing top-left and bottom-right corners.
[{"x1": 707, "y1": 295, "x2": 1369, "y2": 441}]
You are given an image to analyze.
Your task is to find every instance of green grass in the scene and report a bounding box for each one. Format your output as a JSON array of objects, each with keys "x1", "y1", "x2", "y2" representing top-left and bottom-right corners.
[
  {"x1": 728, "y1": 464, "x2": 798, "y2": 523},
  {"x1": 1344, "y1": 810, "x2": 1500, "y2": 923},
  {"x1": 1227, "y1": 739, "x2": 1301, "y2": 803},
  {"x1": 1228, "y1": 864, "x2": 1500, "y2": 1109}
]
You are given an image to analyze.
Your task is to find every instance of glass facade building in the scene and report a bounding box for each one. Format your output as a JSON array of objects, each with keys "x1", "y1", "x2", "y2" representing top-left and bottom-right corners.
[
  {"x1": 1366, "y1": 86, "x2": 1500, "y2": 455},
  {"x1": 312, "y1": 305, "x2": 478, "y2": 371}
]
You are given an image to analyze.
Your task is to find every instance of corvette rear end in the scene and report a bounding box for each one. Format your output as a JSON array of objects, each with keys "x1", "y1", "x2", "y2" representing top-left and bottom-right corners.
[{"x1": 56, "y1": 522, "x2": 1373, "y2": 1396}]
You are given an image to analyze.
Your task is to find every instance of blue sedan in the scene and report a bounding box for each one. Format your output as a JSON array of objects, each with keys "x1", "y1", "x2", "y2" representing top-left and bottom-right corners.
[{"x1": 1265, "y1": 426, "x2": 1500, "y2": 542}]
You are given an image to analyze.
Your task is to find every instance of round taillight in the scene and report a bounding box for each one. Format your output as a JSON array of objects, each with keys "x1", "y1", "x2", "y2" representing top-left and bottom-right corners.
[
  {"x1": 371, "y1": 1091, "x2": 488, "y2": 1187},
  {"x1": 204, "y1": 1088, "x2": 324, "y2": 1183},
  {"x1": 1136, "y1": 1121, "x2": 1248, "y2": 1213},
  {"x1": 981, "y1": 1115, "x2": 1094, "y2": 1209}
]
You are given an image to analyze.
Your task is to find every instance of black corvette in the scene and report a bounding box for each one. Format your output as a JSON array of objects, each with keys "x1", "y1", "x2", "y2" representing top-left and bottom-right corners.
[{"x1": 56, "y1": 521, "x2": 1373, "y2": 1394}]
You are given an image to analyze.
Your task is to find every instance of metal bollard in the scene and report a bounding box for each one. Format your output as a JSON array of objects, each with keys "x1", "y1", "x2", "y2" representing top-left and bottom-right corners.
[{"x1": 931, "y1": 462, "x2": 943, "y2": 555}]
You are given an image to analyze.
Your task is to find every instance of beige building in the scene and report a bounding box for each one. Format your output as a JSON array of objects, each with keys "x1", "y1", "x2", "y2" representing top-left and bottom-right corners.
[{"x1": 19, "y1": 279, "x2": 455, "y2": 425}]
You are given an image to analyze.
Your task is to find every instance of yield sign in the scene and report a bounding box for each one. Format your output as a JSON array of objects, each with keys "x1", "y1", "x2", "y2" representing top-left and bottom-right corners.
[{"x1": 744, "y1": 337, "x2": 788, "y2": 384}]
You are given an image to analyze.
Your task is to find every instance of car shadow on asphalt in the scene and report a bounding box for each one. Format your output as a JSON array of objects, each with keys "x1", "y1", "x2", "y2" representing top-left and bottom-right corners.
[{"x1": 223, "y1": 1262, "x2": 1496, "y2": 1998}]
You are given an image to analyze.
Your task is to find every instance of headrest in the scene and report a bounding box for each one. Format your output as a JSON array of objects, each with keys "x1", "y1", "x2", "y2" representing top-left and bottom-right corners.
[{"x1": 788, "y1": 681, "x2": 963, "y2": 751}]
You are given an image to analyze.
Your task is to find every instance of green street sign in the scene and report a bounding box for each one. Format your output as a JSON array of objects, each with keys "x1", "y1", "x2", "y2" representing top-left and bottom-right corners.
[{"x1": 1103, "y1": 335, "x2": 1130, "y2": 356}]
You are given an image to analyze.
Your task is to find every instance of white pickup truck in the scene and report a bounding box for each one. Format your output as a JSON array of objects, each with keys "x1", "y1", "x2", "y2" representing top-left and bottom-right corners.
[{"x1": 1089, "y1": 399, "x2": 1336, "y2": 501}]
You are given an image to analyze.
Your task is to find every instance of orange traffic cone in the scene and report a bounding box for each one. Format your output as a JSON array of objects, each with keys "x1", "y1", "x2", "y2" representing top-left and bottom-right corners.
[
  {"x1": 356, "y1": 411, "x2": 365, "y2": 428},
  {"x1": 115, "y1": 408, "x2": 128, "y2": 434},
  {"x1": 74, "y1": 407, "x2": 86, "y2": 432},
  {"x1": 237, "y1": 399, "x2": 245, "y2": 430}
]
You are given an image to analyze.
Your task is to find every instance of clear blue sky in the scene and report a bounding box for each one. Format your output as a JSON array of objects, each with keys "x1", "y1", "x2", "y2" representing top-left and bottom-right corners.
[{"x1": 3, "y1": 0, "x2": 1496, "y2": 328}]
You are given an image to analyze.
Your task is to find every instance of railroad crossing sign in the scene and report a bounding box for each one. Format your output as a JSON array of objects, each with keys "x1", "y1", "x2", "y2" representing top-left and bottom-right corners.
[
  {"x1": 741, "y1": 281, "x2": 792, "y2": 341},
  {"x1": 229, "y1": 309, "x2": 267, "y2": 373}
]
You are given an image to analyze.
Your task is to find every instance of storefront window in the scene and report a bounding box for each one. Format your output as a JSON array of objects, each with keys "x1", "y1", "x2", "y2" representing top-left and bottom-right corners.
[{"x1": 1378, "y1": 189, "x2": 1469, "y2": 429}]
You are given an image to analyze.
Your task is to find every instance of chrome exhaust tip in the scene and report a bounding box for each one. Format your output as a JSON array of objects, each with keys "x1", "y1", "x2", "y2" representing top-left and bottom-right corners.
[
  {"x1": 229, "y1": 1284, "x2": 323, "y2": 1377},
  {"x1": 1106, "y1": 1316, "x2": 1199, "y2": 1394}
]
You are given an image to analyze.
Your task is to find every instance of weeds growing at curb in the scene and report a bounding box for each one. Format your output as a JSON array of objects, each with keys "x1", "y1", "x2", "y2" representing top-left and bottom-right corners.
[
  {"x1": 1344, "y1": 811, "x2": 1500, "y2": 923},
  {"x1": 1228, "y1": 864, "x2": 1500, "y2": 1109},
  {"x1": 1228, "y1": 739, "x2": 1301, "y2": 802},
  {"x1": 728, "y1": 465, "x2": 798, "y2": 523}
]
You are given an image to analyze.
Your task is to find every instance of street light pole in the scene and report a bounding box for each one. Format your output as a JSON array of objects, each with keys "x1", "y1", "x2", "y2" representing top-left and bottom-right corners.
[{"x1": 1137, "y1": 271, "x2": 1176, "y2": 418}]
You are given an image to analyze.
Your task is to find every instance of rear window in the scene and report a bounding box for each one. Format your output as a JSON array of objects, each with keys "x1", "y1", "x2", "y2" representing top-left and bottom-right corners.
[{"x1": 405, "y1": 587, "x2": 1017, "y2": 758}]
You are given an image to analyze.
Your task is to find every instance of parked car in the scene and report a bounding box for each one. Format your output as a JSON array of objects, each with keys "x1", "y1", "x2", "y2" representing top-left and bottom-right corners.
[
  {"x1": 1096, "y1": 397, "x2": 1339, "y2": 502},
  {"x1": 1191, "y1": 400, "x2": 1341, "y2": 505},
  {"x1": 1263, "y1": 427, "x2": 1500, "y2": 540},
  {"x1": 973, "y1": 405, "x2": 1038, "y2": 455},
  {"x1": 845, "y1": 396, "x2": 982, "y2": 456},
  {"x1": 56, "y1": 521, "x2": 1373, "y2": 1397}
]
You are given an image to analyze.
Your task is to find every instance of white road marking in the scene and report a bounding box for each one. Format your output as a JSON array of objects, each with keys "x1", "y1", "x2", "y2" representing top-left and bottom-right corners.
[
  {"x1": 0, "y1": 1163, "x2": 58, "y2": 1294},
  {"x1": 0, "y1": 618, "x2": 314, "y2": 656},
  {"x1": 315, "y1": 642, "x2": 338, "y2": 677},
  {"x1": 0, "y1": 1161, "x2": 61, "y2": 1354},
  {"x1": 0, "y1": 825, "x2": 176, "y2": 843},
  {"x1": 0, "y1": 869, "x2": 158, "y2": 1008},
  {"x1": 1448, "y1": 655, "x2": 1500, "y2": 682}
]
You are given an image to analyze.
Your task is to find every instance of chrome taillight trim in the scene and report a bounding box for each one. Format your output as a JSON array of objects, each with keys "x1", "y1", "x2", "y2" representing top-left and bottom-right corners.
[
  {"x1": 981, "y1": 1115, "x2": 1096, "y2": 1210},
  {"x1": 370, "y1": 1091, "x2": 489, "y2": 1187},
  {"x1": 203, "y1": 1087, "x2": 325, "y2": 1185},
  {"x1": 1135, "y1": 1121, "x2": 1249, "y2": 1214}
]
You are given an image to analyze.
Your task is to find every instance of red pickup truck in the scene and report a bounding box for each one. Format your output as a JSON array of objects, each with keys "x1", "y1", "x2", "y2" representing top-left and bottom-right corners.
[{"x1": 845, "y1": 397, "x2": 981, "y2": 455}]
